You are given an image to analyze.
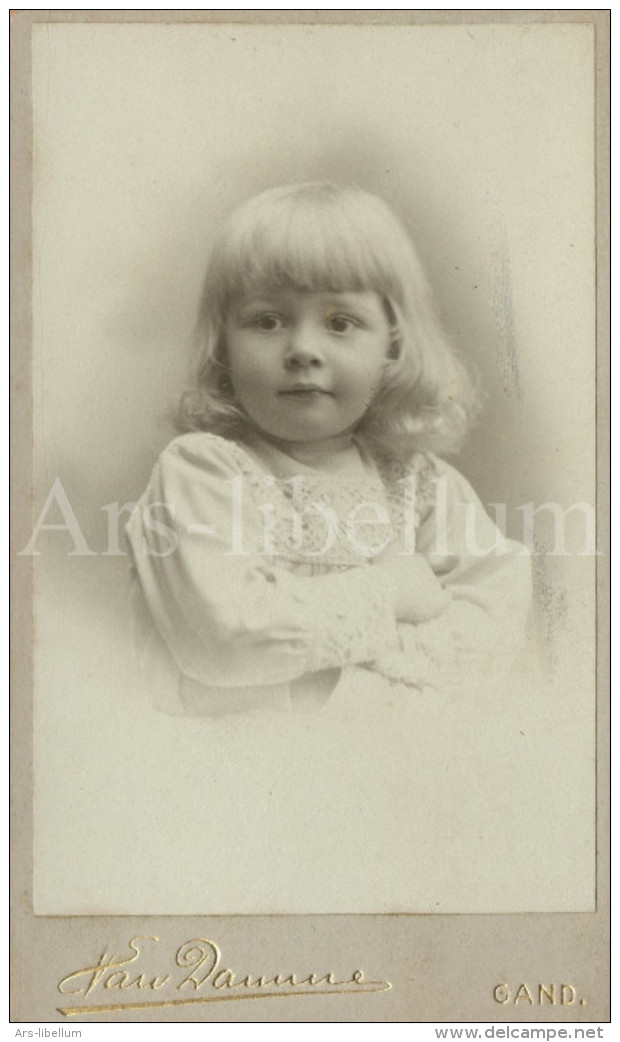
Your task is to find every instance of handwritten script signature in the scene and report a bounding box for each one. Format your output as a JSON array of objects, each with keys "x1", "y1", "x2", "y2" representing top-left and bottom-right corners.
[{"x1": 57, "y1": 935, "x2": 392, "y2": 1016}]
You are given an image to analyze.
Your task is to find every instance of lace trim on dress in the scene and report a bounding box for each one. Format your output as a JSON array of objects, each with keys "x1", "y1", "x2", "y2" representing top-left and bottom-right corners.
[{"x1": 200, "y1": 433, "x2": 438, "y2": 566}]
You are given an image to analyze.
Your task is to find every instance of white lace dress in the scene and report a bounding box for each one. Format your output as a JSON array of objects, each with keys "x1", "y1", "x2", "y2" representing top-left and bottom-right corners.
[{"x1": 124, "y1": 431, "x2": 532, "y2": 715}]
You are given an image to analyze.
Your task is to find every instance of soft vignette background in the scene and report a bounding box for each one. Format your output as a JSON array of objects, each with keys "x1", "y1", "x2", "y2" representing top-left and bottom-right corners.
[{"x1": 31, "y1": 22, "x2": 596, "y2": 914}]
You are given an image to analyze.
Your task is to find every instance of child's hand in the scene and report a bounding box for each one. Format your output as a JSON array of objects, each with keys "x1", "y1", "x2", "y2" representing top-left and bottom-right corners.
[{"x1": 374, "y1": 550, "x2": 452, "y2": 624}]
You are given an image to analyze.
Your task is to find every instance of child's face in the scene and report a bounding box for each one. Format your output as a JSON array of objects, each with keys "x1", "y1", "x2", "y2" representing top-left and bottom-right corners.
[{"x1": 225, "y1": 289, "x2": 392, "y2": 448}]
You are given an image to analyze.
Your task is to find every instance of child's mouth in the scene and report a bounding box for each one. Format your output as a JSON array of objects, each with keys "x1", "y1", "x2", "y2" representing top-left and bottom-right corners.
[{"x1": 279, "y1": 385, "x2": 332, "y2": 400}]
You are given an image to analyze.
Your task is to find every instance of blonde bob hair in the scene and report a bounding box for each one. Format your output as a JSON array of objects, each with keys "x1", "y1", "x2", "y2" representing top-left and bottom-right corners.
[{"x1": 178, "y1": 182, "x2": 478, "y2": 459}]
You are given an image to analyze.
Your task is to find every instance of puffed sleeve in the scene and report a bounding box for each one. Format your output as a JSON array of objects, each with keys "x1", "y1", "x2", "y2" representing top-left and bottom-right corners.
[
  {"x1": 124, "y1": 434, "x2": 399, "y2": 688},
  {"x1": 372, "y1": 456, "x2": 533, "y2": 688}
]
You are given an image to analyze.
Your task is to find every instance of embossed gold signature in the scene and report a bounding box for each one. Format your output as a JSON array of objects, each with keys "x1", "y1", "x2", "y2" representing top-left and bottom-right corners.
[{"x1": 57, "y1": 936, "x2": 392, "y2": 1016}]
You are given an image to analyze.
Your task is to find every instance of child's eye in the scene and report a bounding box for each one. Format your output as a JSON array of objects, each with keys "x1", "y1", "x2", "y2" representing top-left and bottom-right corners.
[
  {"x1": 326, "y1": 314, "x2": 360, "y2": 334},
  {"x1": 253, "y1": 313, "x2": 284, "y2": 332}
]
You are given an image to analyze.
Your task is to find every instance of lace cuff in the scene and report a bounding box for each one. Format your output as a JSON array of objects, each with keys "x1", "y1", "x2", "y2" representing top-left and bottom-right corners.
[
  {"x1": 371, "y1": 601, "x2": 520, "y2": 690},
  {"x1": 301, "y1": 566, "x2": 399, "y2": 672}
]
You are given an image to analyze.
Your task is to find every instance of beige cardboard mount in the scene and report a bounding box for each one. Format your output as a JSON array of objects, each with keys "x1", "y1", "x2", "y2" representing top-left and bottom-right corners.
[{"x1": 11, "y1": 9, "x2": 610, "y2": 1024}]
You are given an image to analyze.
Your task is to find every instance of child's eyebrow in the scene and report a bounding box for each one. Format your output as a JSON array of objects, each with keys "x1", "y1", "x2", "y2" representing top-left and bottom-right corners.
[
  {"x1": 230, "y1": 296, "x2": 282, "y2": 315},
  {"x1": 232, "y1": 293, "x2": 286, "y2": 306},
  {"x1": 322, "y1": 294, "x2": 378, "y2": 317}
]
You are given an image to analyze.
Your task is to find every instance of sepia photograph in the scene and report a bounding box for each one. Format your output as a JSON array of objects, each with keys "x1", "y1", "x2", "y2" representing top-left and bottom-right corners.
[{"x1": 12, "y1": 9, "x2": 608, "y2": 1023}]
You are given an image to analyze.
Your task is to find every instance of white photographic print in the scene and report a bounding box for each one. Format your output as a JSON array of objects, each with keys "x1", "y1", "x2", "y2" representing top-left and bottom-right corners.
[
  {"x1": 12, "y1": 11, "x2": 608, "y2": 1024},
  {"x1": 29, "y1": 19, "x2": 596, "y2": 914}
]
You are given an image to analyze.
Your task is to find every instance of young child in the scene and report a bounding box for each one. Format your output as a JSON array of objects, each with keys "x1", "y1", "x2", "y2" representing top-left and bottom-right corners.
[{"x1": 125, "y1": 183, "x2": 532, "y2": 716}]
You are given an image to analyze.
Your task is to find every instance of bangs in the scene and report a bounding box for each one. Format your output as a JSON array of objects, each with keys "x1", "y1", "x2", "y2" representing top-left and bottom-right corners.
[{"x1": 204, "y1": 184, "x2": 412, "y2": 311}]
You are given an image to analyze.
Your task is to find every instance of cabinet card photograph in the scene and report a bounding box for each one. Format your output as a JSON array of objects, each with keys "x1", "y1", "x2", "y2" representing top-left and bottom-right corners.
[{"x1": 11, "y1": 9, "x2": 609, "y2": 1024}]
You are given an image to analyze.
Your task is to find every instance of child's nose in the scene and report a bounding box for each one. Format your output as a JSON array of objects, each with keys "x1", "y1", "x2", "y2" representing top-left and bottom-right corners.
[{"x1": 284, "y1": 323, "x2": 325, "y2": 368}]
